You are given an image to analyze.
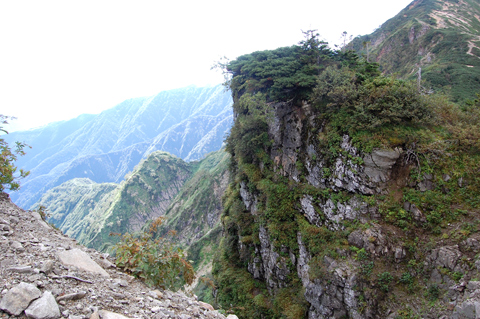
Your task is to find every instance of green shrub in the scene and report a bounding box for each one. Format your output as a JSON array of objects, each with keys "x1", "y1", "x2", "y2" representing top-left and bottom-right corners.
[
  {"x1": 427, "y1": 284, "x2": 440, "y2": 301},
  {"x1": 452, "y1": 271, "x2": 464, "y2": 282},
  {"x1": 378, "y1": 271, "x2": 394, "y2": 293},
  {"x1": 113, "y1": 217, "x2": 195, "y2": 290},
  {"x1": 399, "y1": 272, "x2": 415, "y2": 292}
]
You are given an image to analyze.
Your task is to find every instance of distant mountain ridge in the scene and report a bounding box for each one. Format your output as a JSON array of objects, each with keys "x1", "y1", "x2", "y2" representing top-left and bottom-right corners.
[
  {"x1": 6, "y1": 85, "x2": 232, "y2": 209},
  {"x1": 351, "y1": 0, "x2": 480, "y2": 102}
]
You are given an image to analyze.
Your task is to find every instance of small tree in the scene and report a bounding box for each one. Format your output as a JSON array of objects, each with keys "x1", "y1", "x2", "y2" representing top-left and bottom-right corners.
[
  {"x1": 362, "y1": 40, "x2": 371, "y2": 62},
  {"x1": 340, "y1": 31, "x2": 353, "y2": 52},
  {"x1": 0, "y1": 115, "x2": 30, "y2": 192},
  {"x1": 299, "y1": 29, "x2": 329, "y2": 67}
]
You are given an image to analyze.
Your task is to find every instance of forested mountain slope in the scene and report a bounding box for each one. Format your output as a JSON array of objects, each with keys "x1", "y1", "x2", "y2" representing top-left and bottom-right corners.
[
  {"x1": 351, "y1": 0, "x2": 480, "y2": 102},
  {"x1": 5, "y1": 85, "x2": 232, "y2": 209}
]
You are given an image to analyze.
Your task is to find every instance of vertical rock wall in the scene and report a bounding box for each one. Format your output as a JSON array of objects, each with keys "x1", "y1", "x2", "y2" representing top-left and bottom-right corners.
[
  {"x1": 232, "y1": 101, "x2": 405, "y2": 317},
  {"x1": 217, "y1": 90, "x2": 480, "y2": 319}
]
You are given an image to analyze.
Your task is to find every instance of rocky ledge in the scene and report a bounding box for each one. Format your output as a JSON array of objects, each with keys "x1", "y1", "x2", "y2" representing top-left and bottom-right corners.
[{"x1": 0, "y1": 193, "x2": 236, "y2": 319}]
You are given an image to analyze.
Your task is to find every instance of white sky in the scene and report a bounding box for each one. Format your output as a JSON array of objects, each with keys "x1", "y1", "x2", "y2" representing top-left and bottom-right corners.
[{"x1": 0, "y1": 0, "x2": 413, "y2": 132}]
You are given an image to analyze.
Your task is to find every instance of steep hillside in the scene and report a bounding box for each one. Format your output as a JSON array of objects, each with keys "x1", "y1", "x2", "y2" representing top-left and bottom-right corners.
[
  {"x1": 158, "y1": 150, "x2": 230, "y2": 303},
  {"x1": 351, "y1": 0, "x2": 480, "y2": 102},
  {"x1": 38, "y1": 178, "x2": 118, "y2": 235},
  {"x1": 36, "y1": 147, "x2": 228, "y2": 250},
  {"x1": 160, "y1": 150, "x2": 229, "y2": 246},
  {"x1": 37, "y1": 151, "x2": 194, "y2": 251},
  {"x1": 213, "y1": 35, "x2": 480, "y2": 318},
  {"x1": 6, "y1": 85, "x2": 232, "y2": 209}
]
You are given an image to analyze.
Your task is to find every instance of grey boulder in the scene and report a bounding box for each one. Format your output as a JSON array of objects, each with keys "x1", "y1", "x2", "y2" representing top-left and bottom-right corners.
[
  {"x1": 0, "y1": 282, "x2": 42, "y2": 316},
  {"x1": 25, "y1": 291, "x2": 60, "y2": 319},
  {"x1": 57, "y1": 248, "x2": 109, "y2": 277}
]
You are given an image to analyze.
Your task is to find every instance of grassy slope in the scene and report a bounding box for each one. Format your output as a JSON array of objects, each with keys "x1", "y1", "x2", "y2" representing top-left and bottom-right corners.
[{"x1": 351, "y1": 0, "x2": 480, "y2": 102}]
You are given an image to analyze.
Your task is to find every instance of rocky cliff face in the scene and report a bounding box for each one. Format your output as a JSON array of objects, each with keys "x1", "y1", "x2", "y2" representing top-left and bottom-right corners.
[
  {"x1": 267, "y1": 102, "x2": 400, "y2": 318},
  {"x1": 216, "y1": 99, "x2": 480, "y2": 318},
  {"x1": 238, "y1": 101, "x2": 401, "y2": 317}
]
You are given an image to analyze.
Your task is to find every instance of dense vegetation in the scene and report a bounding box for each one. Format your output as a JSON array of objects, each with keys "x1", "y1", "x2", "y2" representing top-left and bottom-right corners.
[
  {"x1": 213, "y1": 30, "x2": 480, "y2": 318},
  {"x1": 221, "y1": 30, "x2": 376, "y2": 104}
]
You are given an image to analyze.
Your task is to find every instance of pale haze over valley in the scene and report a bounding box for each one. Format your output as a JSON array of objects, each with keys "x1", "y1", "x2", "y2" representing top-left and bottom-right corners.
[{"x1": 1, "y1": 0, "x2": 413, "y2": 132}]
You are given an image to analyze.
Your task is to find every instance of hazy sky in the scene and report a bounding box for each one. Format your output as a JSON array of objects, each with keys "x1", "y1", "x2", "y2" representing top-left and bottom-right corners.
[{"x1": 1, "y1": 0, "x2": 413, "y2": 132}]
